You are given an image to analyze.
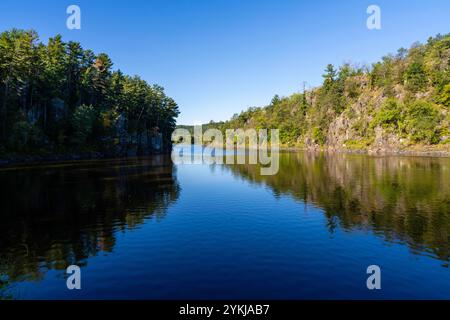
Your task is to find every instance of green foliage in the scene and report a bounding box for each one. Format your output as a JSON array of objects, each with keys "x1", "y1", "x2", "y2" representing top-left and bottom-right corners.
[
  {"x1": 440, "y1": 84, "x2": 450, "y2": 107},
  {"x1": 345, "y1": 76, "x2": 362, "y2": 99},
  {"x1": 369, "y1": 55, "x2": 399, "y2": 96},
  {"x1": 271, "y1": 94, "x2": 281, "y2": 106},
  {"x1": 322, "y1": 64, "x2": 337, "y2": 90},
  {"x1": 312, "y1": 127, "x2": 325, "y2": 145},
  {"x1": 371, "y1": 98, "x2": 404, "y2": 131},
  {"x1": 404, "y1": 100, "x2": 442, "y2": 144},
  {"x1": 404, "y1": 62, "x2": 427, "y2": 92},
  {"x1": 345, "y1": 138, "x2": 374, "y2": 150}
]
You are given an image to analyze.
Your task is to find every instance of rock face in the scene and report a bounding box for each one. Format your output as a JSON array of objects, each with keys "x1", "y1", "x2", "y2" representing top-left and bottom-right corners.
[
  {"x1": 310, "y1": 82, "x2": 449, "y2": 155},
  {"x1": 326, "y1": 114, "x2": 351, "y2": 149},
  {"x1": 115, "y1": 113, "x2": 163, "y2": 156}
]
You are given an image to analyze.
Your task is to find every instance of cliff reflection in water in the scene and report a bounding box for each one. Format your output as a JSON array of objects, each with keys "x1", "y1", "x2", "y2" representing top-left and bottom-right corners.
[
  {"x1": 0, "y1": 156, "x2": 180, "y2": 292},
  {"x1": 224, "y1": 152, "x2": 450, "y2": 263}
]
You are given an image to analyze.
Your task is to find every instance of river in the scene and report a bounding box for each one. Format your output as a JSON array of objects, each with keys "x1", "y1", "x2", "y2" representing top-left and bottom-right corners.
[{"x1": 0, "y1": 148, "x2": 449, "y2": 299}]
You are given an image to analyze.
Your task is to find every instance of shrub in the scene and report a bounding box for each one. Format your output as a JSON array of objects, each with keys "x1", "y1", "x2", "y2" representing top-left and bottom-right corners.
[
  {"x1": 312, "y1": 127, "x2": 326, "y2": 145},
  {"x1": 345, "y1": 138, "x2": 374, "y2": 150},
  {"x1": 345, "y1": 77, "x2": 362, "y2": 99},
  {"x1": 440, "y1": 83, "x2": 450, "y2": 107},
  {"x1": 404, "y1": 62, "x2": 427, "y2": 92},
  {"x1": 404, "y1": 100, "x2": 441, "y2": 144},
  {"x1": 371, "y1": 98, "x2": 403, "y2": 131}
]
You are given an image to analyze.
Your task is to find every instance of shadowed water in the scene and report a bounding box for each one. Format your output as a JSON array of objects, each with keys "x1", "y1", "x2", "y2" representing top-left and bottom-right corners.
[{"x1": 0, "y1": 150, "x2": 449, "y2": 299}]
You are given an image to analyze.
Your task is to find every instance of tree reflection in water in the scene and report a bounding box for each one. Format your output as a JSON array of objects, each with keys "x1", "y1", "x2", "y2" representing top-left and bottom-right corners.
[
  {"x1": 0, "y1": 155, "x2": 180, "y2": 297},
  {"x1": 0, "y1": 151, "x2": 449, "y2": 299},
  {"x1": 222, "y1": 152, "x2": 450, "y2": 263}
]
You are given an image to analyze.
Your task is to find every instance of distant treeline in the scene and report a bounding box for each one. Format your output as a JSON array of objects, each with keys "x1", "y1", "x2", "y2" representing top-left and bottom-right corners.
[
  {"x1": 0, "y1": 29, "x2": 179, "y2": 156},
  {"x1": 193, "y1": 34, "x2": 450, "y2": 151}
]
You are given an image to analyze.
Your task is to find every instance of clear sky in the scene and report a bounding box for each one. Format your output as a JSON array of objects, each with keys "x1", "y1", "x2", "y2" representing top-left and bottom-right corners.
[{"x1": 1, "y1": 0, "x2": 449, "y2": 124}]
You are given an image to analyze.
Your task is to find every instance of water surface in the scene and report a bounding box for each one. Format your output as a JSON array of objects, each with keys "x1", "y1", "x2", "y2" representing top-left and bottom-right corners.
[{"x1": 0, "y1": 151, "x2": 449, "y2": 299}]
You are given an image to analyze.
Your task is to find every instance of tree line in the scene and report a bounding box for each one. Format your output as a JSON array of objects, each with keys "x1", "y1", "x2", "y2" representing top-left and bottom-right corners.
[
  {"x1": 200, "y1": 33, "x2": 449, "y2": 150},
  {"x1": 0, "y1": 29, "x2": 179, "y2": 156}
]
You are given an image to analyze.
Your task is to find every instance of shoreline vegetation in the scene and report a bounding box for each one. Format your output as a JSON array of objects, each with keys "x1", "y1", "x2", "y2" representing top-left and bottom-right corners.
[
  {"x1": 180, "y1": 33, "x2": 450, "y2": 157},
  {"x1": 0, "y1": 29, "x2": 180, "y2": 162}
]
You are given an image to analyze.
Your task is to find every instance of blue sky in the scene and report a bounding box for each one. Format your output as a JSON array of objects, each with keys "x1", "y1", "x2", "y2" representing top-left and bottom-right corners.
[{"x1": 1, "y1": 0, "x2": 449, "y2": 124}]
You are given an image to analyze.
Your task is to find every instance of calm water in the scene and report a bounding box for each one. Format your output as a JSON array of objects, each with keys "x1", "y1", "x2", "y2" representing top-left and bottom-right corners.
[{"x1": 0, "y1": 149, "x2": 449, "y2": 299}]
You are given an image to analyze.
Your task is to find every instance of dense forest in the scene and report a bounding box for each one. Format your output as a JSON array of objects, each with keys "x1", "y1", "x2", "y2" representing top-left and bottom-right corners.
[
  {"x1": 0, "y1": 29, "x2": 179, "y2": 158},
  {"x1": 199, "y1": 34, "x2": 450, "y2": 153}
]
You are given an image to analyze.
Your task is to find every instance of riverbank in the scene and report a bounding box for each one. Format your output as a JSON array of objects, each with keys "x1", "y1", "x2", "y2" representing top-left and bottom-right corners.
[
  {"x1": 179, "y1": 143, "x2": 450, "y2": 160},
  {"x1": 201, "y1": 141, "x2": 450, "y2": 157},
  {"x1": 2, "y1": 144, "x2": 449, "y2": 168},
  {"x1": 0, "y1": 150, "x2": 171, "y2": 168},
  {"x1": 0, "y1": 151, "x2": 111, "y2": 168},
  {"x1": 279, "y1": 145, "x2": 450, "y2": 157}
]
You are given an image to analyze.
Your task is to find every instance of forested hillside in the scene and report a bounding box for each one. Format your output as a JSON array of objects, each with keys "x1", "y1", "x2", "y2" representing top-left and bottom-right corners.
[
  {"x1": 207, "y1": 34, "x2": 450, "y2": 154},
  {"x1": 0, "y1": 29, "x2": 179, "y2": 158}
]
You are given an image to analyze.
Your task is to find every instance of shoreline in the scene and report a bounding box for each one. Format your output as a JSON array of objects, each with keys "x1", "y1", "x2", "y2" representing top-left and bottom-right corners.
[
  {"x1": 278, "y1": 146, "x2": 450, "y2": 158},
  {"x1": 199, "y1": 143, "x2": 450, "y2": 158},
  {"x1": 0, "y1": 151, "x2": 170, "y2": 169},
  {"x1": 1, "y1": 145, "x2": 449, "y2": 168}
]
